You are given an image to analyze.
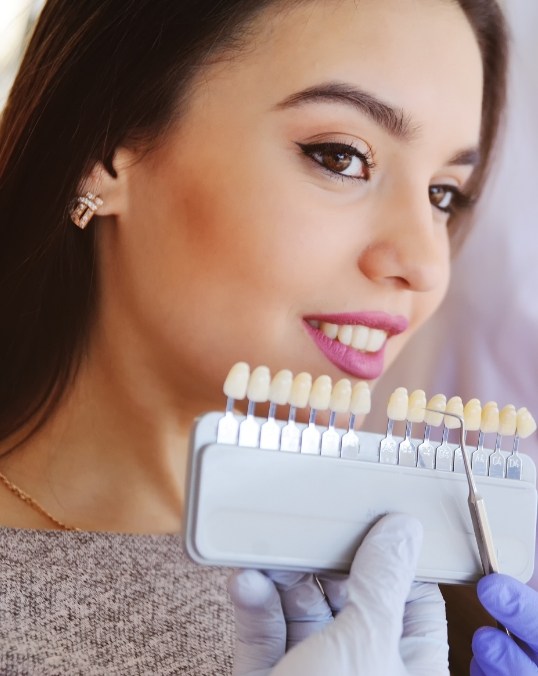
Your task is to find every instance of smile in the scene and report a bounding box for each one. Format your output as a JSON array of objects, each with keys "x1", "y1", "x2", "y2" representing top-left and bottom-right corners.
[{"x1": 303, "y1": 312, "x2": 409, "y2": 380}]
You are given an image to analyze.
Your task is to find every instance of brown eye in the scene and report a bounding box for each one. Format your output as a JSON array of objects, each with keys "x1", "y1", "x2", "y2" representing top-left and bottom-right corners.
[
  {"x1": 298, "y1": 142, "x2": 372, "y2": 180},
  {"x1": 321, "y1": 150, "x2": 353, "y2": 173},
  {"x1": 429, "y1": 185, "x2": 455, "y2": 213}
]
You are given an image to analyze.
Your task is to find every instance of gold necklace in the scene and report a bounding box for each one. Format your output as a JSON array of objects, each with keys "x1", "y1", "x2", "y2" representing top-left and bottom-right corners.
[{"x1": 0, "y1": 470, "x2": 80, "y2": 531}]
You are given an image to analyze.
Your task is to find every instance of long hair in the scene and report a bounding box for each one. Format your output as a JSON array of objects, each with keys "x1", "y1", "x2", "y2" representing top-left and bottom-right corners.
[{"x1": 0, "y1": 0, "x2": 508, "y2": 446}]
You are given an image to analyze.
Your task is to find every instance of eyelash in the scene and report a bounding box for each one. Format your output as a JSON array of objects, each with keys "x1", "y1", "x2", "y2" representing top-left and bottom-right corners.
[{"x1": 297, "y1": 141, "x2": 375, "y2": 183}]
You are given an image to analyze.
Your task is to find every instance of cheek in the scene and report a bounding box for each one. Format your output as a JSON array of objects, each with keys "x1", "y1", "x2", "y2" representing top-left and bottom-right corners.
[
  {"x1": 167, "y1": 166, "x2": 334, "y2": 304},
  {"x1": 383, "y1": 245, "x2": 450, "y2": 369}
]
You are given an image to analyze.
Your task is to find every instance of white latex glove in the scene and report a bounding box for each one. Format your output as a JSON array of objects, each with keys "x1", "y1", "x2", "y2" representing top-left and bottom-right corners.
[{"x1": 228, "y1": 513, "x2": 448, "y2": 676}]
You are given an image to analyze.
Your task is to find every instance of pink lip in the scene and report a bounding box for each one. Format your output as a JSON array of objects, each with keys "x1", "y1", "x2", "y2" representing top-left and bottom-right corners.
[{"x1": 303, "y1": 312, "x2": 409, "y2": 380}]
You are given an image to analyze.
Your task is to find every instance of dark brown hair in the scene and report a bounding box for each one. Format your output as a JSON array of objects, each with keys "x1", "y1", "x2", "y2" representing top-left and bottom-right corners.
[{"x1": 0, "y1": 0, "x2": 508, "y2": 446}]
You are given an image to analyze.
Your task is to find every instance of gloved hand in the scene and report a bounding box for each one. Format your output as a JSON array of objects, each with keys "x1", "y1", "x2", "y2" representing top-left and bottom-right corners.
[
  {"x1": 471, "y1": 573, "x2": 538, "y2": 675},
  {"x1": 228, "y1": 513, "x2": 448, "y2": 676}
]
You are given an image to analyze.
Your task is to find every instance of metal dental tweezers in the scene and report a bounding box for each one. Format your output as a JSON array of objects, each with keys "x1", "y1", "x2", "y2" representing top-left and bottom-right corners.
[{"x1": 441, "y1": 410, "x2": 511, "y2": 636}]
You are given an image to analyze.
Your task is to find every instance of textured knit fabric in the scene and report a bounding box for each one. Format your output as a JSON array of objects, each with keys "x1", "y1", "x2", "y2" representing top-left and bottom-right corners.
[{"x1": 0, "y1": 528, "x2": 234, "y2": 675}]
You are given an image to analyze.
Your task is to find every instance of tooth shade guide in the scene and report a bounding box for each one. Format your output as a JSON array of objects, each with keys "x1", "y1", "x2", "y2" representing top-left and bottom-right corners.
[
  {"x1": 190, "y1": 411, "x2": 537, "y2": 587},
  {"x1": 218, "y1": 366, "x2": 534, "y2": 479}
]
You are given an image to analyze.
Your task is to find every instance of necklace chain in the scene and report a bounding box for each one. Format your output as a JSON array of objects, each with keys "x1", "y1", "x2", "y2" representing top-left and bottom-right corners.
[{"x1": 0, "y1": 470, "x2": 80, "y2": 531}]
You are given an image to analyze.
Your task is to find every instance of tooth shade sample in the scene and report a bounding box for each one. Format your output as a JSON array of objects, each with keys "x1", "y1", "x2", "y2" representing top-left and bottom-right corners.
[
  {"x1": 309, "y1": 375, "x2": 332, "y2": 410},
  {"x1": 480, "y1": 401, "x2": 499, "y2": 433},
  {"x1": 366, "y1": 329, "x2": 386, "y2": 352},
  {"x1": 330, "y1": 378, "x2": 352, "y2": 413},
  {"x1": 320, "y1": 321, "x2": 338, "y2": 339},
  {"x1": 337, "y1": 325, "x2": 353, "y2": 346},
  {"x1": 223, "y1": 362, "x2": 250, "y2": 399},
  {"x1": 424, "y1": 394, "x2": 446, "y2": 426},
  {"x1": 499, "y1": 405, "x2": 517, "y2": 436},
  {"x1": 463, "y1": 399, "x2": 481, "y2": 431},
  {"x1": 407, "y1": 390, "x2": 427, "y2": 423},
  {"x1": 350, "y1": 381, "x2": 371, "y2": 415},
  {"x1": 387, "y1": 387, "x2": 408, "y2": 421},
  {"x1": 351, "y1": 325, "x2": 369, "y2": 350},
  {"x1": 444, "y1": 396, "x2": 464, "y2": 429},
  {"x1": 289, "y1": 372, "x2": 312, "y2": 408},
  {"x1": 269, "y1": 369, "x2": 293, "y2": 405},
  {"x1": 516, "y1": 407, "x2": 537, "y2": 438},
  {"x1": 246, "y1": 365, "x2": 271, "y2": 402}
]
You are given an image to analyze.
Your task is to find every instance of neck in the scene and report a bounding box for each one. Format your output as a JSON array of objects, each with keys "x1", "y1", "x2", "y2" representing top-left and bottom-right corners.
[{"x1": 0, "y1": 350, "x2": 204, "y2": 534}]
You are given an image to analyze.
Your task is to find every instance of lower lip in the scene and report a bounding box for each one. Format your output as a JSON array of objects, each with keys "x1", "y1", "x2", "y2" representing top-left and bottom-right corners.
[{"x1": 303, "y1": 323, "x2": 387, "y2": 380}]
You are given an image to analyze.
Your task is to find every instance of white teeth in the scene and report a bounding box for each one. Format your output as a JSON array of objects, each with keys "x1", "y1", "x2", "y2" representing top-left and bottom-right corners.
[
  {"x1": 320, "y1": 321, "x2": 338, "y2": 339},
  {"x1": 337, "y1": 325, "x2": 353, "y2": 346},
  {"x1": 318, "y1": 321, "x2": 388, "y2": 353},
  {"x1": 351, "y1": 325, "x2": 369, "y2": 350},
  {"x1": 366, "y1": 329, "x2": 386, "y2": 352}
]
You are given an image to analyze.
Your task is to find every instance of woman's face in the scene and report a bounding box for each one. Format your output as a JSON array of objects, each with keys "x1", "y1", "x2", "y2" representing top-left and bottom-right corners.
[{"x1": 98, "y1": 0, "x2": 483, "y2": 411}]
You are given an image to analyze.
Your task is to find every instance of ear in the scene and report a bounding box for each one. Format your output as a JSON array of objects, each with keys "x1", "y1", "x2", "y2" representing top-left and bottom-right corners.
[{"x1": 78, "y1": 148, "x2": 135, "y2": 218}]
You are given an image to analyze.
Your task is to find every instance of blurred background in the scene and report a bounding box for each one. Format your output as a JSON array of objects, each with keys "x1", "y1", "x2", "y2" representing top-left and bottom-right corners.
[{"x1": 0, "y1": 0, "x2": 44, "y2": 108}]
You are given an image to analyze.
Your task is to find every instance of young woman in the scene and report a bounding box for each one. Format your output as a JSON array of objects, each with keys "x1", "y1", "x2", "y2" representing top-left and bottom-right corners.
[{"x1": 0, "y1": 0, "x2": 507, "y2": 673}]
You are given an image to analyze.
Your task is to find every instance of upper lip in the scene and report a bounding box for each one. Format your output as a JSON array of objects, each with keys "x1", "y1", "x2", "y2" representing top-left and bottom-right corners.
[{"x1": 303, "y1": 311, "x2": 409, "y2": 336}]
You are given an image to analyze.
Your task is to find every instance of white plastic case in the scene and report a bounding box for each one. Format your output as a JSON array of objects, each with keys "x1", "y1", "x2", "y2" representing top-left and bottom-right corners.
[{"x1": 184, "y1": 412, "x2": 537, "y2": 584}]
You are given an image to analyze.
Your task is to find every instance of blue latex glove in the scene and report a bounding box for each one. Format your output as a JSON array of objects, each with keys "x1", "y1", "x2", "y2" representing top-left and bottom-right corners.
[
  {"x1": 228, "y1": 513, "x2": 448, "y2": 676},
  {"x1": 471, "y1": 573, "x2": 538, "y2": 675}
]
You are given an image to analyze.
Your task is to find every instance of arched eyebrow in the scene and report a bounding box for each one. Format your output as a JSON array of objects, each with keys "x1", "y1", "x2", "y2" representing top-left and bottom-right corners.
[
  {"x1": 275, "y1": 81, "x2": 419, "y2": 141},
  {"x1": 275, "y1": 81, "x2": 481, "y2": 167}
]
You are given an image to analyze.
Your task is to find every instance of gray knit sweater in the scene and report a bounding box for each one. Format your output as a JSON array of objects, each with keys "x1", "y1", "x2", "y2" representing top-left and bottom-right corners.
[{"x1": 0, "y1": 528, "x2": 234, "y2": 675}]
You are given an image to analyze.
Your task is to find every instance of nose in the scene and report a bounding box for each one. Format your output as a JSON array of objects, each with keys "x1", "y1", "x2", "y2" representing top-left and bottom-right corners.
[{"x1": 357, "y1": 186, "x2": 449, "y2": 293}]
